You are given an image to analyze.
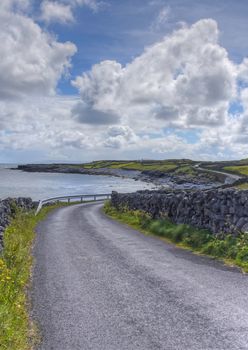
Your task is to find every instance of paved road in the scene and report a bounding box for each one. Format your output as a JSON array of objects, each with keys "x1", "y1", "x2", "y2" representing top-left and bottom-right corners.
[
  {"x1": 195, "y1": 165, "x2": 242, "y2": 185},
  {"x1": 32, "y1": 203, "x2": 248, "y2": 350}
]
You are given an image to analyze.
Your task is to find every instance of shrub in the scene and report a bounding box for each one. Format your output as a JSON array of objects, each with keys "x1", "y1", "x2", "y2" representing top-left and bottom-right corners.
[
  {"x1": 183, "y1": 228, "x2": 212, "y2": 248},
  {"x1": 137, "y1": 211, "x2": 151, "y2": 229},
  {"x1": 201, "y1": 239, "x2": 226, "y2": 257},
  {"x1": 236, "y1": 247, "x2": 248, "y2": 270}
]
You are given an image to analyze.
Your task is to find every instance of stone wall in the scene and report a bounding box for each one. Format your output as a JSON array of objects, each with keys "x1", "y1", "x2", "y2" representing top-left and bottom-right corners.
[
  {"x1": 111, "y1": 189, "x2": 248, "y2": 236},
  {"x1": 0, "y1": 198, "x2": 34, "y2": 249}
]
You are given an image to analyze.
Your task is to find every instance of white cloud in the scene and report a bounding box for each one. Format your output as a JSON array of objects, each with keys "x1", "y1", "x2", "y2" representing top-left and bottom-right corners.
[
  {"x1": 64, "y1": 0, "x2": 104, "y2": 13},
  {"x1": 72, "y1": 19, "x2": 236, "y2": 132},
  {"x1": 150, "y1": 6, "x2": 170, "y2": 31},
  {"x1": 72, "y1": 101, "x2": 119, "y2": 124},
  {"x1": 40, "y1": 1, "x2": 74, "y2": 24},
  {"x1": 72, "y1": 60, "x2": 122, "y2": 124},
  {"x1": 0, "y1": 96, "x2": 94, "y2": 151},
  {"x1": 72, "y1": 0, "x2": 102, "y2": 12},
  {"x1": 0, "y1": 0, "x2": 31, "y2": 12},
  {"x1": 237, "y1": 58, "x2": 248, "y2": 82},
  {"x1": 0, "y1": 8, "x2": 77, "y2": 99},
  {"x1": 104, "y1": 126, "x2": 138, "y2": 148},
  {"x1": 1, "y1": 11, "x2": 248, "y2": 161},
  {"x1": 66, "y1": 17, "x2": 248, "y2": 160},
  {"x1": 39, "y1": 0, "x2": 105, "y2": 25}
]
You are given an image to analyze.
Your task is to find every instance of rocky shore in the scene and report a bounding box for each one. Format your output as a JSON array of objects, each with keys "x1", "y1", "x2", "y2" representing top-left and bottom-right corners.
[
  {"x1": 16, "y1": 163, "x2": 140, "y2": 179},
  {"x1": 0, "y1": 197, "x2": 34, "y2": 250},
  {"x1": 137, "y1": 169, "x2": 224, "y2": 189},
  {"x1": 111, "y1": 189, "x2": 248, "y2": 236},
  {"x1": 16, "y1": 164, "x2": 227, "y2": 190}
]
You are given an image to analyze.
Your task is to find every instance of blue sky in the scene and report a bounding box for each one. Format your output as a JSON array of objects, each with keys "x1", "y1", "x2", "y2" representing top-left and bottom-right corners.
[
  {"x1": 1, "y1": 0, "x2": 248, "y2": 162},
  {"x1": 47, "y1": 0, "x2": 248, "y2": 94}
]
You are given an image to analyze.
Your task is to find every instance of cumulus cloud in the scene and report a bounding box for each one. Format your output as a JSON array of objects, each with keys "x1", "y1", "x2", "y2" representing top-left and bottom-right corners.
[
  {"x1": 72, "y1": 101, "x2": 119, "y2": 125},
  {"x1": 0, "y1": 9, "x2": 77, "y2": 99},
  {"x1": 72, "y1": 19, "x2": 237, "y2": 132},
  {"x1": 67, "y1": 17, "x2": 248, "y2": 160},
  {"x1": 1, "y1": 11, "x2": 248, "y2": 161},
  {"x1": 0, "y1": 96, "x2": 95, "y2": 152},
  {"x1": 237, "y1": 58, "x2": 248, "y2": 82},
  {"x1": 104, "y1": 126, "x2": 138, "y2": 148},
  {"x1": 39, "y1": 0, "x2": 104, "y2": 24},
  {"x1": 0, "y1": 1, "x2": 80, "y2": 159},
  {"x1": 40, "y1": 1, "x2": 74, "y2": 24},
  {"x1": 72, "y1": 60, "x2": 122, "y2": 124}
]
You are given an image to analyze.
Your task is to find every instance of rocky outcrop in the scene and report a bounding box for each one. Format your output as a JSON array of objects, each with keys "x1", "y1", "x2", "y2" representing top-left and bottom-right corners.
[
  {"x1": 0, "y1": 197, "x2": 34, "y2": 250},
  {"x1": 138, "y1": 170, "x2": 222, "y2": 190},
  {"x1": 16, "y1": 164, "x2": 139, "y2": 178},
  {"x1": 16, "y1": 164, "x2": 223, "y2": 189},
  {"x1": 111, "y1": 189, "x2": 248, "y2": 236}
]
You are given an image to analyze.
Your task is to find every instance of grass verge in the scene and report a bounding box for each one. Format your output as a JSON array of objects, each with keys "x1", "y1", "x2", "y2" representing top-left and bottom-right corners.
[
  {"x1": 0, "y1": 203, "x2": 67, "y2": 350},
  {"x1": 104, "y1": 201, "x2": 248, "y2": 273}
]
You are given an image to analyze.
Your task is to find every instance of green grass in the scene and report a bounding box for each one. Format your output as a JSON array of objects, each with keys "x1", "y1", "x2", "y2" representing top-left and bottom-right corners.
[
  {"x1": 79, "y1": 160, "x2": 199, "y2": 173},
  {"x1": 223, "y1": 165, "x2": 248, "y2": 176},
  {"x1": 235, "y1": 182, "x2": 248, "y2": 190},
  {"x1": 60, "y1": 159, "x2": 216, "y2": 177},
  {"x1": 82, "y1": 160, "x2": 178, "y2": 171},
  {"x1": 111, "y1": 162, "x2": 177, "y2": 171},
  {"x1": 0, "y1": 203, "x2": 66, "y2": 350},
  {"x1": 104, "y1": 201, "x2": 248, "y2": 273},
  {"x1": 174, "y1": 165, "x2": 197, "y2": 175}
]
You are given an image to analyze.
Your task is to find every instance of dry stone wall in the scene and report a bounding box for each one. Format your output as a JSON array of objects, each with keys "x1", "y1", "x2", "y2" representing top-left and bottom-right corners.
[{"x1": 111, "y1": 189, "x2": 248, "y2": 236}]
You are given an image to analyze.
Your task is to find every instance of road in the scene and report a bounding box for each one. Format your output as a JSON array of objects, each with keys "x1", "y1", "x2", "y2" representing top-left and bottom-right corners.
[
  {"x1": 195, "y1": 164, "x2": 242, "y2": 185},
  {"x1": 32, "y1": 202, "x2": 248, "y2": 350}
]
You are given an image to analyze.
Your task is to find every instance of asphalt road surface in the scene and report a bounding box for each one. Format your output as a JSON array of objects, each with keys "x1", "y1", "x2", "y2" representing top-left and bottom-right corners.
[
  {"x1": 32, "y1": 202, "x2": 248, "y2": 350},
  {"x1": 195, "y1": 164, "x2": 242, "y2": 184}
]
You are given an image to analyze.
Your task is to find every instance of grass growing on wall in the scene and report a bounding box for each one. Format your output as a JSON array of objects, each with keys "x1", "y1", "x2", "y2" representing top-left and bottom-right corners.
[
  {"x1": 104, "y1": 201, "x2": 248, "y2": 273},
  {"x1": 0, "y1": 204, "x2": 64, "y2": 350}
]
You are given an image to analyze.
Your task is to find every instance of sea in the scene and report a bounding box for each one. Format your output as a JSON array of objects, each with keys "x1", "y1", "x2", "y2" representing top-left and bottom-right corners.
[{"x1": 0, "y1": 164, "x2": 155, "y2": 201}]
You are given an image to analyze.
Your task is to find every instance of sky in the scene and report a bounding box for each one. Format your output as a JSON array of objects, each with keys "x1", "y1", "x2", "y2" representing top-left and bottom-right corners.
[{"x1": 1, "y1": 0, "x2": 248, "y2": 163}]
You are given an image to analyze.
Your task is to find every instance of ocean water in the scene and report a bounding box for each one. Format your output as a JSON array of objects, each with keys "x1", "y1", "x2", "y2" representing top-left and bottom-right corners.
[{"x1": 0, "y1": 165, "x2": 155, "y2": 201}]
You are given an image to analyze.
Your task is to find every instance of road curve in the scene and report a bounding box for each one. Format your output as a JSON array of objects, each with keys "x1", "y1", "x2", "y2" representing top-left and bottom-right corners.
[
  {"x1": 195, "y1": 164, "x2": 242, "y2": 184},
  {"x1": 32, "y1": 203, "x2": 248, "y2": 350}
]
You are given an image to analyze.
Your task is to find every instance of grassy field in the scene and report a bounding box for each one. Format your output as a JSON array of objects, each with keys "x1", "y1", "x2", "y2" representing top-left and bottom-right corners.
[
  {"x1": 224, "y1": 165, "x2": 248, "y2": 176},
  {"x1": 104, "y1": 202, "x2": 248, "y2": 273},
  {"x1": 49, "y1": 158, "x2": 248, "y2": 180},
  {"x1": 0, "y1": 203, "x2": 66, "y2": 350},
  {"x1": 234, "y1": 182, "x2": 248, "y2": 190},
  {"x1": 79, "y1": 159, "x2": 233, "y2": 179},
  {"x1": 201, "y1": 159, "x2": 248, "y2": 176},
  {"x1": 80, "y1": 159, "x2": 197, "y2": 173},
  {"x1": 174, "y1": 165, "x2": 197, "y2": 175}
]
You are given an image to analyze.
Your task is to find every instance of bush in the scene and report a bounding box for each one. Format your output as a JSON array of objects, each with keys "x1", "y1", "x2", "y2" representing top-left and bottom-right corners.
[
  {"x1": 182, "y1": 228, "x2": 212, "y2": 249},
  {"x1": 137, "y1": 211, "x2": 151, "y2": 229},
  {"x1": 201, "y1": 239, "x2": 227, "y2": 257},
  {"x1": 236, "y1": 247, "x2": 248, "y2": 271}
]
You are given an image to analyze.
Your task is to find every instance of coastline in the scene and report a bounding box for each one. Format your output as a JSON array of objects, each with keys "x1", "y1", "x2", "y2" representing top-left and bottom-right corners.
[{"x1": 15, "y1": 163, "x2": 225, "y2": 190}]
